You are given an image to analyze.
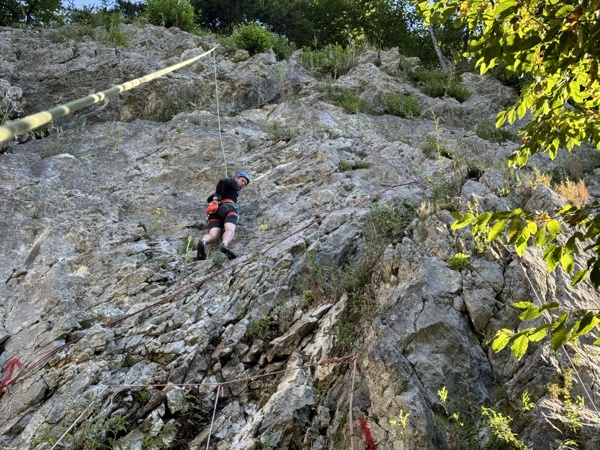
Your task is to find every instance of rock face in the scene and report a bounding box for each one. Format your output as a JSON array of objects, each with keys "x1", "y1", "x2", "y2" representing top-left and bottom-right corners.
[{"x1": 1, "y1": 24, "x2": 600, "y2": 450}]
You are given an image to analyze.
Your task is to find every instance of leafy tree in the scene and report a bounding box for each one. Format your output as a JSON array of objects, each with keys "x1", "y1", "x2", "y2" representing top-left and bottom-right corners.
[
  {"x1": 232, "y1": 22, "x2": 275, "y2": 55},
  {"x1": 355, "y1": 0, "x2": 432, "y2": 59},
  {"x1": 254, "y1": 0, "x2": 316, "y2": 48},
  {"x1": 145, "y1": 0, "x2": 195, "y2": 31},
  {"x1": 417, "y1": 0, "x2": 600, "y2": 356},
  {"x1": 114, "y1": 0, "x2": 146, "y2": 20},
  {"x1": 192, "y1": 0, "x2": 256, "y2": 33},
  {"x1": 0, "y1": 0, "x2": 62, "y2": 26},
  {"x1": 308, "y1": 0, "x2": 358, "y2": 46}
]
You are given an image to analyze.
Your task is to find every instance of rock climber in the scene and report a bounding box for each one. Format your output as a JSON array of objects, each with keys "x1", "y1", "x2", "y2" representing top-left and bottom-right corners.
[{"x1": 197, "y1": 171, "x2": 251, "y2": 260}]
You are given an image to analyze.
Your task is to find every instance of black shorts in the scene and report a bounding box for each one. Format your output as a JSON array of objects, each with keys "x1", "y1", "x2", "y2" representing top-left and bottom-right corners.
[{"x1": 208, "y1": 204, "x2": 238, "y2": 229}]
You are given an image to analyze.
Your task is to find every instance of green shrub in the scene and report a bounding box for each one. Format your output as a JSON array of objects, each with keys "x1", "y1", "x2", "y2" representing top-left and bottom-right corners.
[
  {"x1": 329, "y1": 86, "x2": 374, "y2": 114},
  {"x1": 446, "y1": 78, "x2": 471, "y2": 102},
  {"x1": 421, "y1": 136, "x2": 453, "y2": 159},
  {"x1": 267, "y1": 122, "x2": 297, "y2": 141},
  {"x1": 410, "y1": 68, "x2": 471, "y2": 102},
  {"x1": 232, "y1": 23, "x2": 275, "y2": 56},
  {"x1": 144, "y1": 0, "x2": 195, "y2": 32},
  {"x1": 384, "y1": 92, "x2": 422, "y2": 118},
  {"x1": 39, "y1": 144, "x2": 82, "y2": 158},
  {"x1": 407, "y1": 67, "x2": 447, "y2": 84},
  {"x1": 273, "y1": 35, "x2": 296, "y2": 60},
  {"x1": 330, "y1": 87, "x2": 361, "y2": 114},
  {"x1": 421, "y1": 78, "x2": 447, "y2": 98},
  {"x1": 297, "y1": 44, "x2": 360, "y2": 79},
  {"x1": 68, "y1": 6, "x2": 103, "y2": 27},
  {"x1": 476, "y1": 120, "x2": 517, "y2": 142}
]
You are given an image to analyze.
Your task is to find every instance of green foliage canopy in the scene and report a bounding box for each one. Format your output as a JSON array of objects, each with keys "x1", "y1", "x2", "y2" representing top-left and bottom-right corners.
[
  {"x1": 232, "y1": 23, "x2": 276, "y2": 55},
  {"x1": 418, "y1": 0, "x2": 600, "y2": 357},
  {"x1": 0, "y1": 0, "x2": 62, "y2": 26},
  {"x1": 418, "y1": 0, "x2": 600, "y2": 166},
  {"x1": 145, "y1": 0, "x2": 196, "y2": 31}
]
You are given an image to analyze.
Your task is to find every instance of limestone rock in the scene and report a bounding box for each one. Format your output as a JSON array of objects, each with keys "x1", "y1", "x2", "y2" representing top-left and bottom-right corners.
[{"x1": 0, "y1": 23, "x2": 599, "y2": 450}]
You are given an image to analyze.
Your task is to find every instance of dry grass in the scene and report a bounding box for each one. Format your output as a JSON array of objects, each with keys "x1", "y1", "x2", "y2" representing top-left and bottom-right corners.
[
  {"x1": 530, "y1": 171, "x2": 589, "y2": 207},
  {"x1": 554, "y1": 179, "x2": 589, "y2": 207}
]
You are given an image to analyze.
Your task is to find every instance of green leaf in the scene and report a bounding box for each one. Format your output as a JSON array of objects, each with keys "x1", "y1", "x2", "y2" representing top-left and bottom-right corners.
[
  {"x1": 519, "y1": 308, "x2": 541, "y2": 321},
  {"x1": 547, "y1": 219, "x2": 561, "y2": 236},
  {"x1": 571, "y1": 269, "x2": 589, "y2": 287},
  {"x1": 590, "y1": 262, "x2": 600, "y2": 289},
  {"x1": 515, "y1": 236, "x2": 528, "y2": 257},
  {"x1": 554, "y1": 312, "x2": 569, "y2": 328},
  {"x1": 473, "y1": 212, "x2": 493, "y2": 227},
  {"x1": 560, "y1": 251, "x2": 575, "y2": 273},
  {"x1": 551, "y1": 323, "x2": 568, "y2": 351},
  {"x1": 451, "y1": 213, "x2": 475, "y2": 230},
  {"x1": 488, "y1": 219, "x2": 506, "y2": 241},
  {"x1": 520, "y1": 35, "x2": 542, "y2": 50},
  {"x1": 493, "y1": 211, "x2": 514, "y2": 220},
  {"x1": 555, "y1": 5, "x2": 574, "y2": 18},
  {"x1": 528, "y1": 324, "x2": 552, "y2": 342},
  {"x1": 517, "y1": 101, "x2": 528, "y2": 119},
  {"x1": 511, "y1": 334, "x2": 529, "y2": 358},
  {"x1": 533, "y1": 227, "x2": 546, "y2": 246},
  {"x1": 440, "y1": 6, "x2": 457, "y2": 23},
  {"x1": 496, "y1": 110, "x2": 508, "y2": 127},
  {"x1": 507, "y1": 218, "x2": 522, "y2": 242},
  {"x1": 539, "y1": 302, "x2": 560, "y2": 312},
  {"x1": 492, "y1": 329, "x2": 513, "y2": 352},
  {"x1": 495, "y1": 0, "x2": 517, "y2": 17},
  {"x1": 565, "y1": 236, "x2": 579, "y2": 253},
  {"x1": 544, "y1": 245, "x2": 561, "y2": 272},
  {"x1": 574, "y1": 312, "x2": 600, "y2": 337},
  {"x1": 512, "y1": 301, "x2": 537, "y2": 310}
]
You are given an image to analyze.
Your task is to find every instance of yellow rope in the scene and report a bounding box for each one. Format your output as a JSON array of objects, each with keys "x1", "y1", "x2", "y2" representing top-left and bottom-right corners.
[
  {"x1": 0, "y1": 46, "x2": 218, "y2": 144},
  {"x1": 213, "y1": 49, "x2": 228, "y2": 178}
]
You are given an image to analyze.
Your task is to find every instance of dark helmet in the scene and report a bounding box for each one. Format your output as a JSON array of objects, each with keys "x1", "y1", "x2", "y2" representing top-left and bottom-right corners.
[{"x1": 235, "y1": 171, "x2": 251, "y2": 184}]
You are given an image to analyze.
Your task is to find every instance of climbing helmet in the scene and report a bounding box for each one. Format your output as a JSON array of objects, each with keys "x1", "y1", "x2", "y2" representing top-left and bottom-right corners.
[{"x1": 235, "y1": 171, "x2": 251, "y2": 184}]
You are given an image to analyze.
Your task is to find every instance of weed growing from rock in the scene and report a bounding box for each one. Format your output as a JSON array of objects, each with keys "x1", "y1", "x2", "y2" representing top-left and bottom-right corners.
[
  {"x1": 408, "y1": 68, "x2": 471, "y2": 102},
  {"x1": 39, "y1": 143, "x2": 83, "y2": 158},
  {"x1": 267, "y1": 122, "x2": 298, "y2": 142},
  {"x1": 384, "y1": 92, "x2": 422, "y2": 118},
  {"x1": 179, "y1": 236, "x2": 195, "y2": 262},
  {"x1": 481, "y1": 407, "x2": 531, "y2": 450},
  {"x1": 447, "y1": 253, "x2": 471, "y2": 271},
  {"x1": 151, "y1": 95, "x2": 188, "y2": 122},
  {"x1": 297, "y1": 44, "x2": 362, "y2": 80},
  {"x1": 247, "y1": 317, "x2": 273, "y2": 341},
  {"x1": 339, "y1": 160, "x2": 372, "y2": 172},
  {"x1": 329, "y1": 86, "x2": 363, "y2": 114},
  {"x1": 476, "y1": 120, "x2": 517, "y2": 143}
]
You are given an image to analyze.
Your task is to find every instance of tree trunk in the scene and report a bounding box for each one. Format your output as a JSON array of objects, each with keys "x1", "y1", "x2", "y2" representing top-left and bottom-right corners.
[{"x1": 429, "y1": 24, "x2": 450, "y2": 74}]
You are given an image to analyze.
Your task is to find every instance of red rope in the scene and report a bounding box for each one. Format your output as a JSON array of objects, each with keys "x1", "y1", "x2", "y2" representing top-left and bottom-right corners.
[
  {"x1": 0, "y1": 358, "x2": 22, "y2": 396},
  {"x1": 359, "y1": 417, "x2": 376, "y2": 450}
]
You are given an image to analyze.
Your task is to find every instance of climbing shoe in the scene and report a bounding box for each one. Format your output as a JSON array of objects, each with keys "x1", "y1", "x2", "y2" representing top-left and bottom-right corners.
[
  {"x1": 197, "y1": 240, "x2": 206, "y2": 261},
  {"x1": 220, "y1": 244, "x2": 237, "y2": 259}
]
